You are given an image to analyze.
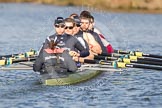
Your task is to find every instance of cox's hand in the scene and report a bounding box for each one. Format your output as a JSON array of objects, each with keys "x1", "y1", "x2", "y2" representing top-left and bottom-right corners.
[{"x1": 69, "y1": 51, "x2": 80, "y2": 57}]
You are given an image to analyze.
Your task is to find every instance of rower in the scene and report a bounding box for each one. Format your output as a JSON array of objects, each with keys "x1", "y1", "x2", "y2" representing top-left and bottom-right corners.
[
  {"x1": 33, "y1": 40, "x2": 77, "y2": 78},
  {"x1": 88, "y1": 14, "x2": 114, "y2": 54},
  {"x1": 64, "y1": 17, "x2": 92, "y2": 62},
  {"x1": 61, "y1": 18, "x2": 89, "y2": 57},
  {"x1": 69, "y1": 13, "x2": 79, "y2": 19},
  {"x1": 69, "y1": 14, "x2": 89, "y2": 50},
  {"x1": 88, "y1": 15, "x2": 108, "y2": 54},
  {"x1": 70, "y1": 13, "x2": 100, "y2": 55},
  {"x1": 80, "y1": 11, "x2": 102, "y2": 55},
  {"x1": 38, "y1": 17, "x2": 65, "y2": 54},
  {"x1": 81, "y1": 10, "x2": 114, "y2": 54}
]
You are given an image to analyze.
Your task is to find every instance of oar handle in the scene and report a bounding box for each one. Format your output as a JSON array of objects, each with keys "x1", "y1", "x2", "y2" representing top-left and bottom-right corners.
[
  {"x1": 114, "y1": 50, "x2": 129, "y2": 54},
  {"x1": 99, "y1": 53, "x2": 111, "y2": 56}
]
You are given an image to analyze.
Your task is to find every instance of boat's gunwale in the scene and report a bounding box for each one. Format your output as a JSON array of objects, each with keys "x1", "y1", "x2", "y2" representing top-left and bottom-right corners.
[{"x1": 42, "y1": 69, "x2": 102, "y2": 86}]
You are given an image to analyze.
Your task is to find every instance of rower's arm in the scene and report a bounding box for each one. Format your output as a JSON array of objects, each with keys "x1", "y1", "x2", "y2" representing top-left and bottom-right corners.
[
  {"x1": 74, "y1": 40, "x2": 90, "y2": 57},
  {"x1": 84, "y1": 33, "x2": 102, "y2": 54},
  {"x1": 33, "y1": 51, "x2": 44, "y2": 72}
]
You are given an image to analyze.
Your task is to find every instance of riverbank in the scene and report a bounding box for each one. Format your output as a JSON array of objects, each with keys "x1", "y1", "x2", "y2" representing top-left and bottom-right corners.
[{"x1": 0, "y1": 0, "x2": 162, "y2": 14}]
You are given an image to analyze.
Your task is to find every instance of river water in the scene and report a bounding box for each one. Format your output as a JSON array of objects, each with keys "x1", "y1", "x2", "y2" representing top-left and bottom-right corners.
[{"x1": 0, "y1": 3, "x2": 162, "y2": 108}]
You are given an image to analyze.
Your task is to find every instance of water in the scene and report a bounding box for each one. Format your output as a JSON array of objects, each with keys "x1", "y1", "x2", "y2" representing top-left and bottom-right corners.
[{"x1": 0, "y1": 3, "x2": 162, "y2": 108}]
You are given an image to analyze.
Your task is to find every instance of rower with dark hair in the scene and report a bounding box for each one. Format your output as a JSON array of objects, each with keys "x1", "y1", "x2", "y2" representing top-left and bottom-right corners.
[
  {"x1": 64, "y1": 16, "x2": 90, "y2": 62},
  {"x1": 88, "y1": 15, "x2": 108, "y2": 54},
  {"x1": 80, "y1": 10, "x2": 114, "y2": 54},
  {"x1": 33, "y1": 40, "x2": 77, "y2": 78},
  {"x1": 72, "y1": 15, "x2": 89, "y2": 50},
  {"x1": 80, "y1": 10, "x2": 102, "y2": 55},
  {"x1": 88, "y1": 14, "x2": 114, "y2": 54},
  {"x1": 80, "y1": 10, "x2": 91, "y2": 18},
  {"x1": 69, "y1": 13, "x2": 79, "y2": 19}
]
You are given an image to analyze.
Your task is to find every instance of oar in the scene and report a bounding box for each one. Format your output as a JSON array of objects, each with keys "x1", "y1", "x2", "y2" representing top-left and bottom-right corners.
[
  {"x1": 80, "y1": 57, "x2": 162, "y2": 71},
  {"x1": 1, "y1": 53, "x2": 162, "y2": 71},
  {"x1": 0, "y1": 58, "x2": 120, "y2": 71},
  {"x1": 78, "y1": 67, "x2": 121, "y2": 72},
  {"x1": 0, "y1": 67, "x2": 33, "y2": 70},
  {"x1": 114, "y1": 50, "x2": 162, "y2": 59},
  {"x1": 129, "y1": 56, "x2": 162, "y2": 63},
  {"x1": 100, "y1": 51, "x2": 162, "y2": 67},
  {"x1": 94, "y1": 55, "x2": 118, "y2": 61},
  {"x1": 1, "y1": 57, "x2": 161, "y2": 71},
  {"x1": 0, "y1": 57, "x2": 36, "y2": 66},
  {"x1": 125, "y1": 64, "x2": 162, "y2": 70},
  {"x1": 18, "y1": 62, "x2": 34, "y2": 67},
  {"x1": 84, "y1": 58, "x2": 162, "y2": 71},
  {"x1": 0, "y1": 49, "x2": 37, "y2": 59},
  {"x1": 0, "y1": 62, "x2": 121, "y2": 72},
  {"x1": 98, "y1": 53, "x2": 162, "y2": 66},
  {"x1": 99, "y1": 52, "x2": 122, "y2": 58},
  {"x1": 101, "y1": 61, "x2": 162, "y2": 71},
  {"x1": 117, "y1": 56, "x2": 162, "y2": 66},
  {"x1": 0, "y1": 66, "x2": 121, "y2": 71},
  {"x1": 114, "y1": 61, "x2": 162, "y2": 71}
]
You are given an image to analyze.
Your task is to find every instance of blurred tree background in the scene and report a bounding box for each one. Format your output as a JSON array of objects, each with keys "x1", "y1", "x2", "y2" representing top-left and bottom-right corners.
[{"x1": 1, "y1": 0, "x2": 162, "y2": 13}]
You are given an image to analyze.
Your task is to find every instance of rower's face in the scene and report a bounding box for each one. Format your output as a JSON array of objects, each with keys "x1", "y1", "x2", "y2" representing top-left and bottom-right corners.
[
  {"x1": 65, "y1": 22, "x2": 74, "y2": 35},
  {"x1": 80, "y1": 19, "x2": 90, "y2": 31},
  {"x1": 55, "y1": 24, "x2": 65, "y2": 35},
  {"x1": 73, "y1": 23, "x2": 80, "y2": 35}
]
